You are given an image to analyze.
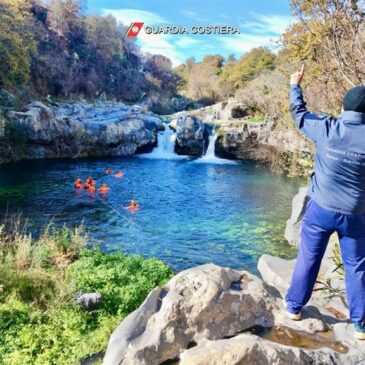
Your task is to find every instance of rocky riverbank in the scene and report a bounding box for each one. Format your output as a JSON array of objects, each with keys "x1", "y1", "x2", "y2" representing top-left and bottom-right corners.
[
  {"x1": 102, "y1": 188, "x2": 362, "y2": 365},
  {"x1": 173, "y1": 99, "x2": 313, "y2": 176},
  {"x1": 0, "y1": 100, "x2": 164, "y2": 163},
  {"x1": 1, "y1": 96, "x2": 313, "y2": 176}
]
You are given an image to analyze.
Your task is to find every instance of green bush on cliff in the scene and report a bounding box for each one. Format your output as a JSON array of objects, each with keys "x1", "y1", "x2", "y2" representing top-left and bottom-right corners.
[
  {"x1": 67, "y1": 249, "x2": 173, "y2": 316},
  {"x1": 0, "y1": 222, "x2": 173, "y2": 365}
]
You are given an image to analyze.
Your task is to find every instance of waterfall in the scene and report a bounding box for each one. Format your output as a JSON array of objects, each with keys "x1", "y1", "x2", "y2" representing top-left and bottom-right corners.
[
  {"x1": 139, "y1": 126, "x2": 183, "y2": 159},
  {"x1": 195, "y1": 131, "x2": 236, "y2": 164},
  {"x1": 203, "y1": 134, "x2": 217, "y2": 159}
]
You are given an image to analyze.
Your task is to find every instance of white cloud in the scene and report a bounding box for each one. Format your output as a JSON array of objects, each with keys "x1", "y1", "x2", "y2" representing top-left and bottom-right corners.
[
  {"x1": 138, "y1": 34, "x2": 183, "y2": 66},
  {"x1": 220, "y1": 13, "x2": 293, "y2": 56},
  {"x1": 174, "y1": 37, "x2": 201, "y2": 48},
  {"x1": 201, "y1": 44, "x2": 216, "y2": 50},
  {"x1": 102, "y1": 8, "x2": 170, "y2": 27},
  {"x1": 102, "y1": 8, "x2": 183, "y2": 66},
  {"x1": 254, "y1": 13, "x2": 294, "y2": 34},
  {"x1": 218, "y1": 33, "x2": 278, "y2": 55},
  {"x1": 181, "y1": 10, "x2": 206, "y2": 22},
  {"x1": 240, "y1": 13, "x2": 294, "y2": 35}
]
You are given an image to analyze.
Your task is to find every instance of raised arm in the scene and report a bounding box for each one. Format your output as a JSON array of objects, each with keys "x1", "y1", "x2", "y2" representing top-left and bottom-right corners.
[{"x1": 289, "y1": 66, "x2": 329, "y2": 142}]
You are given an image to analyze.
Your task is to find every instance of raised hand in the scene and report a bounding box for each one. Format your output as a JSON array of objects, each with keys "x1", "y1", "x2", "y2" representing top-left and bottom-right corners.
[{"x1": 290, "y1": 64, "x2": 305, "y2": 86}]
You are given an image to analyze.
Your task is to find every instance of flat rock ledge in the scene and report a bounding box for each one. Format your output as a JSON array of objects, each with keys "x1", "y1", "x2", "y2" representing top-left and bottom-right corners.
[{"x1": 103, "y1": 262, "x2": 365, "y2": 365}]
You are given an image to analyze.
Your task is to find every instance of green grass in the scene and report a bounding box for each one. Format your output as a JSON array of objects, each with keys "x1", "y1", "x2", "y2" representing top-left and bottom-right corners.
[
  {"x1": 244, "y1": 114, "x2": 265, "y2": 123},
  {"x1": 0, "y1": 220, "x2": 174, "y2": 365}
]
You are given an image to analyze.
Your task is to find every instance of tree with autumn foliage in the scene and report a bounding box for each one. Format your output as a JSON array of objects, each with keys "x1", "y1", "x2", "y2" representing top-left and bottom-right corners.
[
  {"x1": 282, "y1": 0, "x2": 365, "y2": 112},
  {"x1": 0, "y1": 0, "x2": 177, "y2": 105},
  {"x1": 174, "y1": 48, "x2": 277, "y2": 104}
]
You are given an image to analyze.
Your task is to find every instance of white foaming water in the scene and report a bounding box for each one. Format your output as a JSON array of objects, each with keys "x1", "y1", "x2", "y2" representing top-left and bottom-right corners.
[
  {"x1": 139, "y1": 126, "x2": 186, "y2": 160},
  {"x1": 195, "y1": 133, "x2": 236, "y2": 165}
]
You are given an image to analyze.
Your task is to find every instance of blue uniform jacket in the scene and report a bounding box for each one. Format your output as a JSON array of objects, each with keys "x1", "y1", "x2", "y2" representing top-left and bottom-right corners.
[{"x1": 290, "y1": 84, "x2": 365, "y2": 215}]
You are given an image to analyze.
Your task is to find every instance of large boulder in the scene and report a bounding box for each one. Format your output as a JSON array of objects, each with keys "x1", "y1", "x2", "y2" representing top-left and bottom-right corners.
[
  {"x1": 258, "y1": 252, "x2": 348, "y2": 325},
  {"x1": 214, "y1": 117, "x2": 311, "y2": 162},
  {"x1": 102, "y1": 262, "x2": 363, "y2": 365},
  {"x1": 284, "y1": 187, "x2": 310, "y2": 246},
  {"x1": 169, "y1": 96, "x2": 204, "y2": 112},
  {"x1": 174, "y1": 113, "x2": 209, "y2": 156},
  {"x1": 10, "y1": 102, "x2": 56, "y2": 142},
  {"x1": 189, "y1": 100, "x2": 249, "y2": 123},
  {"x1": 103, "y1": 264, "x2": 276, "y2": 365},
  {"x1": 257, "y1": 254, "x2": 295, "y2": 294},
  {"x1": 6, "y1": 100, "x2": 164, "y2": 160},
  {"x1": 143, "y1": 116, "x2": 165, "y2": 132}
]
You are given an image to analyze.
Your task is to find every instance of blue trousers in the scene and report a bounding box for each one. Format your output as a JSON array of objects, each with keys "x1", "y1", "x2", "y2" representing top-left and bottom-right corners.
[{"x1": 286, "y1": 199, "x2": 365, "y2": 324}]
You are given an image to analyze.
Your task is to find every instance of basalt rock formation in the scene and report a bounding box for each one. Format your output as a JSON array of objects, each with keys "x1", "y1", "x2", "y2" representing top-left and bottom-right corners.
[
  {"x1": 1, "y1": 100, "x2": 164, "y2": 162},
  {"x1": 174, "y1": 99, "x2": 313, "y2": 174},
  {"x1": 173, "y1": 113, "x2": 209, "y2": 156}
]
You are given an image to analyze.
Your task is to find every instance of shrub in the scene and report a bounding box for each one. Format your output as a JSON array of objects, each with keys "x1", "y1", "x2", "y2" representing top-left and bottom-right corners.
[
  {"x1": 66, "y1": 249, "x2": 174, "y2": 316},
  {"x1": 316, "y1": 237, "x2": 346, "y2": 299},
  {"x1": 0, "y1": 222, "x2": 174, "y2": 364}
]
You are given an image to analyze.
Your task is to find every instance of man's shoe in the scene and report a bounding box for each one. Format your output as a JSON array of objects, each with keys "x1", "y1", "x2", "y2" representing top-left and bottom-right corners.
[
  {"x1": 354, "y1": 322, "x2": 365, "y2": 340},
  {"x1": 283, "y1": 299, "x2": 302, "y2": 321},
  {"x1": 286, "y1": 311, "x2": 302, "y2": 321}
]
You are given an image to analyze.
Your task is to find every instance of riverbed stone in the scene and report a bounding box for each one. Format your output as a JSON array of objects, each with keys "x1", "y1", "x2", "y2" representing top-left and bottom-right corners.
[
  {"x1": 75, "y1": 292, "x2": 102, "y2": 311},
  {"x1": 187, "y1": 100, "x2": 249, "y2": 123}
]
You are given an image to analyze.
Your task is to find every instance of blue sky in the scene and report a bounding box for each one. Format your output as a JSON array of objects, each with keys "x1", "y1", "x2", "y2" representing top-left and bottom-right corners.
[{"x1": 87, "y1": 0, "x2": 294, "y2": 66}]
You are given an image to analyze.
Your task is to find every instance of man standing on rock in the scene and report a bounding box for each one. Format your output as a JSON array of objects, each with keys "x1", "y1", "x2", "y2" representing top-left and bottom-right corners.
[{"x1": 285, "y1": 65, "x2": 365, "y2": 340}]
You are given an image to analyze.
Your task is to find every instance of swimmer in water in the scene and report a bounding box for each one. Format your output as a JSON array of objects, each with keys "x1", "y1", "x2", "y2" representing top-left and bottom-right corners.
[
  {"x1": 98, "y1": 183, "x2": 109, "y2": 193},
  {"x1": 88, "y1": 184, "x2": 96, "y2": 192},
  {"x1": 125, "y1": 200, "x2": 139, "y2": 211},
  {"x1": 84, "y1": 176, "x2": 95, "y2": 189},
  {"x1": 74, "y1": 178, "x2": 82, "y2": 188}
]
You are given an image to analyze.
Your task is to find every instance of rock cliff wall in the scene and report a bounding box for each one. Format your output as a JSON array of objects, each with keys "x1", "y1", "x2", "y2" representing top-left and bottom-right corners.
[{"x1": 1, "y1": 101, "x2": 164, "y2": 162}]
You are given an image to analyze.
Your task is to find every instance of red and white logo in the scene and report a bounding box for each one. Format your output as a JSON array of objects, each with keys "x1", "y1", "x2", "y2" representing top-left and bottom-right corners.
[{"x1": 126, "y1": 22, "x2": 144, "y2": 37}]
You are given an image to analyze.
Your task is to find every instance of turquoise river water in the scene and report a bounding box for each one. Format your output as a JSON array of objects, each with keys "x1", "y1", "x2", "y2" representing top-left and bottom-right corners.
[{"x1": 0, "y1": 135, "x2": 303, "y2": 273}]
